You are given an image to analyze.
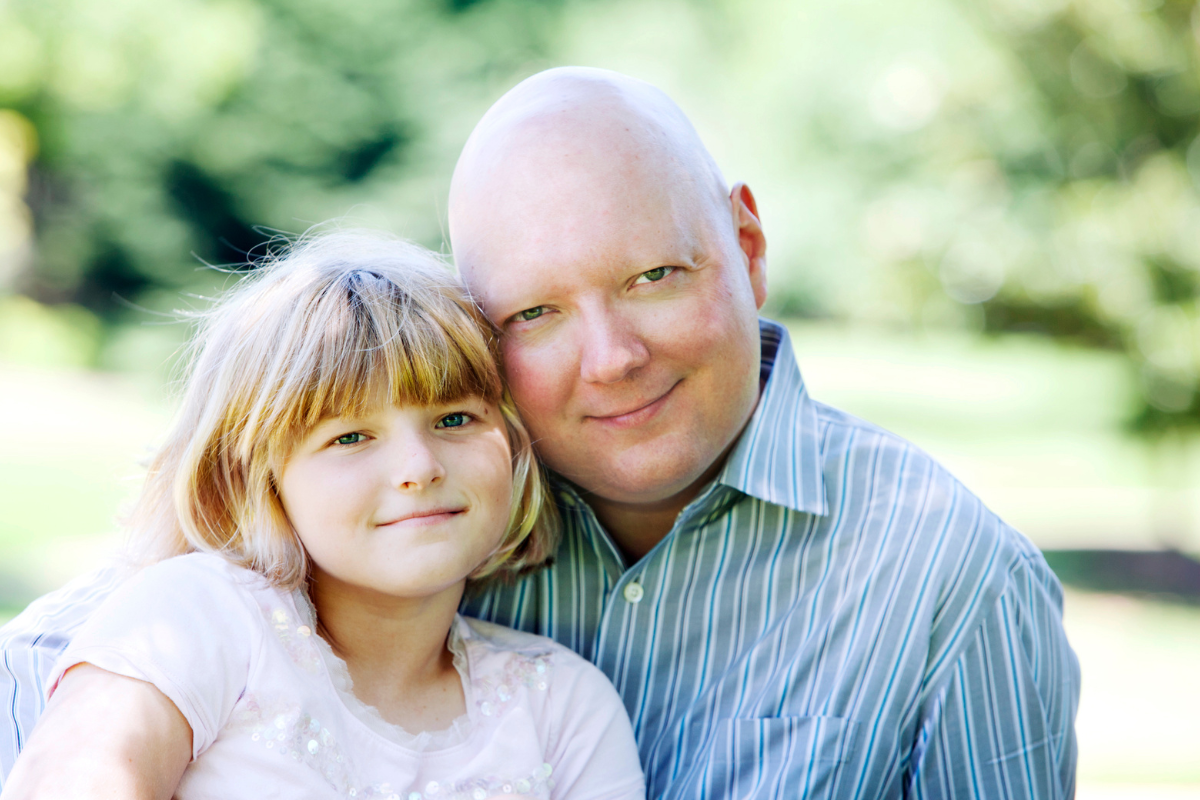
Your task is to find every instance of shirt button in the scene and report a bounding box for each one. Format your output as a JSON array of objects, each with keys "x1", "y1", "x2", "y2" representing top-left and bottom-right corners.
[{"x1": 623, "y1": 582, "x2": 644, "y2": 604}]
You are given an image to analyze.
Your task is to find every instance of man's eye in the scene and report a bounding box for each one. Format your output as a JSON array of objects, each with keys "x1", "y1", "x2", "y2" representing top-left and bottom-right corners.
[
  {"x1": 634, "y1": 266, "x2": 674, "y2": 284},
  {"x1": 436, "y1": 413, "x2": 469, "y2": 429},
  {"x1": 334, "y1": 432, "x2": 366, "y2": 445},
  {"x1": 513, "y1": 306, "x2": 547, "y2": 323}
]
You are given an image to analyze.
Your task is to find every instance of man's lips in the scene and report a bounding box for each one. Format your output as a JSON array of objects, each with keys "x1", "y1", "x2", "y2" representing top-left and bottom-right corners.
[
  {"x1": 376, "y1": 507, "x2": 466, "y2": 527},
  {"x1": 584, "y1": 380, "x2": 681, "y2": 429}
]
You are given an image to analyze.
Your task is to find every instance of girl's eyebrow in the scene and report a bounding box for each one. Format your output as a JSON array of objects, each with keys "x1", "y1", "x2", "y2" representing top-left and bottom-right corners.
[{"x1": 305, "y1": 414, "x2": 371, "y2": 438}]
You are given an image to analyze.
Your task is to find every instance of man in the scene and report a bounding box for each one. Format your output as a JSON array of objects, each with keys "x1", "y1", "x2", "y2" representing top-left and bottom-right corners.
[
  {"x1": 450, "y1": 68, "x2": 1079, "y2": 798},
  {"x1": 1, "y1": 67, "x2": 1079, "y2": 798}
]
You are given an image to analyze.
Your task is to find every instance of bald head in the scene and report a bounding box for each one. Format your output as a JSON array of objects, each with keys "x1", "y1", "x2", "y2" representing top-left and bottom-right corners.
[{"x1": 449, "y1": 67, "x2": 731, "y2": 280}]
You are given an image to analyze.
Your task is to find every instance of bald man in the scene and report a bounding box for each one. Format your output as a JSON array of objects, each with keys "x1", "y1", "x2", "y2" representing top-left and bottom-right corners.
[
  {"x1": 0, "y1": 68, "x2": 1078, "y2": 799},
  {"x1": 451, "y1": 68, "x2": 1079, "y2": 798}
]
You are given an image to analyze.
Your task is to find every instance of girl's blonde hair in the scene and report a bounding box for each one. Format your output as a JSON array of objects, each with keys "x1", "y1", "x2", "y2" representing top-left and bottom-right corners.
[{"x1": 128, "y1": 230, "x2": 558, "y2": 589}]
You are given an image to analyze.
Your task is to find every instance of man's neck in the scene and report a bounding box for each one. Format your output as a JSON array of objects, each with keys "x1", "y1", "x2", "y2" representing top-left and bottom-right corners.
[
  {"x1": 587, "y1": 496, "x2": 686, "y2": 564},
  {"x1": 583, "y1": 454, "x2": 728, "y2": 565}
]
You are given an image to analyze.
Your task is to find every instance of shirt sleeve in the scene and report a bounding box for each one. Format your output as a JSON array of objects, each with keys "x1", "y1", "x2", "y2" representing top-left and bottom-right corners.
[
  {"x1": 46, "y1": 555, "x2": 262, "y2": 761},
  {"x1": 0, "y1": 565, "x2": 124, "y2": 789},
  {"x1": 906, "y1": 554, "x2": 1080, "y2": 800},
  {"x1": 542, "y1": 650, "x2": 645, "y2": 800}
]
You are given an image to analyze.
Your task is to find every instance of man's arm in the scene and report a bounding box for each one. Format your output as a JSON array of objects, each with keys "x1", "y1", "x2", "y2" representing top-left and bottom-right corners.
[
  {"x1": 0, "y1": 565, "x2": 125, "y2": 787},
  {"x1": 0, "y1": 644, "x2": 41, "y2": 786},
  {"x1": 906, "y1": 555, "x2": 1080, "y2": 799},
  {"x1": 0, "y1": 664, "x2": 192, "y2": 800}
]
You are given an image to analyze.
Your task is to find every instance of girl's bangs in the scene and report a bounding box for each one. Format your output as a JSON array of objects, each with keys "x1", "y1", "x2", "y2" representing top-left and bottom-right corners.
[{"x1": 288, "y1": 273, "x2": 502, "y2": 434}]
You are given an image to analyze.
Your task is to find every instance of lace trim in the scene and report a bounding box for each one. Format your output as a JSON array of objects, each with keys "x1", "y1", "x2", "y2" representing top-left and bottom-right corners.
[{"x1": 291, "y1": 590, "x2": 475, "y2": 752}]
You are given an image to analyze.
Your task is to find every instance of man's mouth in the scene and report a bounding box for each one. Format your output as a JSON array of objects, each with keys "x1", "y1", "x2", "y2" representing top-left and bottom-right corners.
[{"x1": 585, "y1": 380, "x2": 681, "y2": 429}]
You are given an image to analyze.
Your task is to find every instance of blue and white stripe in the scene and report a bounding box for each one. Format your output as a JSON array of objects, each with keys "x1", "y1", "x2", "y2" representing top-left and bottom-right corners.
[{"x1": 0, "y1": 319, "x2": 1079, "y2": 798}]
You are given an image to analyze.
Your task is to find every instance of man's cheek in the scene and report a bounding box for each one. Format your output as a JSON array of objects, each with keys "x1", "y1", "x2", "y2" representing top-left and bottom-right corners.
[
  {"x1": 506, "y1": 367, "x2": 570, "y2": 441},
  {"x1": 504, "y1": 338, "x2": 571, "y2": 392}
]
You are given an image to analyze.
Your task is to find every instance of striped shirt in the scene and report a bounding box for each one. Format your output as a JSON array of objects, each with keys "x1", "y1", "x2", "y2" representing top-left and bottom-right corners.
[
  {"x1": 0, "y1": 319, "x2": 1079, "y2": 798},
  {"x1": 461, "y1": 320, "x2": 1079, "y2": 799}
]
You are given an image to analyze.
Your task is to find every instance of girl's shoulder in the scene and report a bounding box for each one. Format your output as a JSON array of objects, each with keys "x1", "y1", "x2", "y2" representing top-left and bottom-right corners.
[
  {"x1": 137, "y1": 549, "x2": 261, "y2": 578},
  {"x1": 455, "y1": 616, "x2": 618, "y2": 707},
  {"x1": 454, "y1": 617, "x2": 643, "y2": 795},
  {"x1": 128, "y1": 552, "x2": 274, "y2": 600},
  {"x1": 99, "y1": 552, "x2": 281, "y2": 638},
  {"x1": 456, "y1": 615, "x2": 573, "y2": 667},
  {"x1": 50, "y1": 554, "x2": 285, "y2": 758}
]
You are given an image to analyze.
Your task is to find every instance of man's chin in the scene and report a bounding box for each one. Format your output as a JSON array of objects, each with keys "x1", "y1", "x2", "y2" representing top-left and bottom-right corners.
[{"x1": 563, "y1": 453, "x2": 721, "y2": 511}]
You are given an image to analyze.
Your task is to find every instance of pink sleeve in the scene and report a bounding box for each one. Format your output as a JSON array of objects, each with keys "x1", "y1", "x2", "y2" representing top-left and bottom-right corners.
[
  {"x1": 541, "y1": 652, "x2": 645, "y2": 800},
  {"x1": 47, "y1": 554, "x2": 261, "y2": 760}
]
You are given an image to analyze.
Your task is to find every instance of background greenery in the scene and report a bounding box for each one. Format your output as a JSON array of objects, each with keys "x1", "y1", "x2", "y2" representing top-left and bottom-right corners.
[{"x1": 1, "y1": 0, "x2": 1199, "y2": 794}]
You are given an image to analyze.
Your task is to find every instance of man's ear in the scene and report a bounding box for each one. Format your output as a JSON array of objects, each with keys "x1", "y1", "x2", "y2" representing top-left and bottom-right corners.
[{"x1": 730, "y1": 182, "x2": 767, "y2": 309}]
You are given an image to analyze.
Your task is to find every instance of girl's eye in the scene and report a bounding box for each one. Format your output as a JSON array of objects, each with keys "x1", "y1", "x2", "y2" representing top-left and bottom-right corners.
[
  {"x1": 634, "y1": 266, "x2": 674, "y2": 284},
  {"x1": 436, "y1": 413, "x2": 469, "y2": 429},
  {"x1": 334, "y1": 432, "x2": 366, "y2": 446},
  {"x1": 513, "y1": 306, "x2": 547, "y2": 323}
]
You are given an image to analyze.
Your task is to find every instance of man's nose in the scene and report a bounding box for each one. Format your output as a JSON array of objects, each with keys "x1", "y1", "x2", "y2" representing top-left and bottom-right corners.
[
  {"x1": 578, "y1": 311, "x2": 650, "y2": 384},
  {"x1": 390, "y1": 434, "x2": 446, "y2": 490}
]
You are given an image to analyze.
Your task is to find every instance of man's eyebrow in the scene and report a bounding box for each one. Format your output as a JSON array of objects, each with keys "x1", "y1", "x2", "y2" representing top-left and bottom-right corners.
[{"x1": 486, "y1": 285, "x2": 550, "y2": 315}]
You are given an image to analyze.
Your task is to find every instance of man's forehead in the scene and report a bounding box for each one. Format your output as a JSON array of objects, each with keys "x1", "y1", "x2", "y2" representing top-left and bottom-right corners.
[
  {"x1": 457, "y1": 141, "x2": 713, "y2": 276},
  {"x1": 460, "y1": 204, "x2": 709, "y2": 313}
]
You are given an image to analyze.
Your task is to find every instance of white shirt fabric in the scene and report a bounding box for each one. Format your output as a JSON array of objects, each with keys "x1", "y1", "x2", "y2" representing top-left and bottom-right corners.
[{"x1": 47, "y1": 553, "x2": 645, "y2": 800}]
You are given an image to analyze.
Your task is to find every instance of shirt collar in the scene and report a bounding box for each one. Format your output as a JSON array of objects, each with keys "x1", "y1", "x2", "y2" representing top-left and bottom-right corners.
[{"x1": 716, "y1": 318, "x2": 829, "y2": 516}]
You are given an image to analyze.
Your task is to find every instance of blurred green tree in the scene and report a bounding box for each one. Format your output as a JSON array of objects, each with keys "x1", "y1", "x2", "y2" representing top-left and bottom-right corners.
[
  {"x1": 961, "y1": 0, "x2": 1200, "y2": 429},
  {"x1": 0, "y1": 0, "x2": 562, "y2": 328}
]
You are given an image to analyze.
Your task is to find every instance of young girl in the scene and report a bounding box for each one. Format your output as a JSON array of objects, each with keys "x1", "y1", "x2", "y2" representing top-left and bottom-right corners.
[{"x1": 2, "y1": 232, "x2": 645, "y2": 800}]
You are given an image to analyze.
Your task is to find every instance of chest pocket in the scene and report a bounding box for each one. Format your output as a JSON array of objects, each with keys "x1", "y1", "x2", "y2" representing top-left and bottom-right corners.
[{"x1": 692, "y1": 716, "x2": 859, "y2": 799}]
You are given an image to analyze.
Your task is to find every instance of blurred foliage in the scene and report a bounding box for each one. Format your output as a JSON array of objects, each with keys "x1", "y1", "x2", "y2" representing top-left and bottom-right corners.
[
  {"x1": 0, "y1": 0, "x2": 1198, "y2": 429},
  {"x1": 0, "y1": 0, "x2": 564, "y2": 348},
  {"x1": 966, "y1": 0, "x2": 1200, "y2": 430}
]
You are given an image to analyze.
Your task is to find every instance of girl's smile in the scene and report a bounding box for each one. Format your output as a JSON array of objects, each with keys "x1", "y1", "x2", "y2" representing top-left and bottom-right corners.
[{"x1": 376, "y1": 507, "x2": 466, "y2": 527}]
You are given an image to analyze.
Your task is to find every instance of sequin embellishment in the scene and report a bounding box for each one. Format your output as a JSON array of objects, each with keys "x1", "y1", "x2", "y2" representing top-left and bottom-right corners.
[
  {"x1": 230, "y1": 695, "x2": 356, "y2": 791},
  {"x1": 474, "y1": 652, "x2": 554, "y2": 717},
  {"x1": 261, "y1": 602, "x2": 322, "y2": 674}
]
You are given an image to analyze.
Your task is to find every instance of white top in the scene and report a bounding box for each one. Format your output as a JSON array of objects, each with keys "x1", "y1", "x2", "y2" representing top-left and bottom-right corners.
[{"x1": 48, "y1": 554, "x2": 645, "y2": 800}]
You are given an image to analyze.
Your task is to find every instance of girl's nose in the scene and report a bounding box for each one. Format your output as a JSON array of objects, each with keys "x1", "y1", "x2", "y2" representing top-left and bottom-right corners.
[{"x1": 391, "y1": 435, "x2": 446, "y2": 490}]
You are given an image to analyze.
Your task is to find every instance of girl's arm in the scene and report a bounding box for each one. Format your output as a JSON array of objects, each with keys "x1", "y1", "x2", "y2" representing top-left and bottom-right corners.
[{"x1": 1, "y1": 664, "x2": 192, "y2": 800}]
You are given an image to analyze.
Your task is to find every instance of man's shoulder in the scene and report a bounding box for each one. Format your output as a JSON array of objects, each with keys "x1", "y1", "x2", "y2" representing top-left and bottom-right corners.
[
  {"x1": 802, "y1": 398, "x2": 1066, "y2": 689},
  {"x1": 811, "y1": 396, "x2": 1003, "y2": 528},
  {"x1": 0, "y1": 563, "x2": 126, "y2": 653},
  {"x1": 806, "y1": 396, "x2": 1051, "y2": 612},
  {"x1": 810, "y1": 397, "x2": 931, "y2": 466}
]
